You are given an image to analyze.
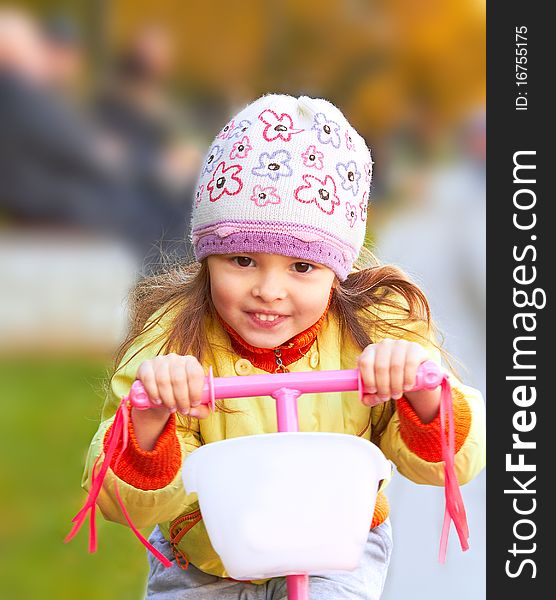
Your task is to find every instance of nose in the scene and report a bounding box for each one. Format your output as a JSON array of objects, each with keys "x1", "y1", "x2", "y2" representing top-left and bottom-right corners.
[{"x1": 251, "y1": 270, "x2": 287, "y2": 303}]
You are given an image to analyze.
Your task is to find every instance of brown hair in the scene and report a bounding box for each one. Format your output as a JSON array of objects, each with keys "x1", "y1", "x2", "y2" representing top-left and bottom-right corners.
[{"x1": 111, "y1": 246, "x2": 447, "y2": 435}]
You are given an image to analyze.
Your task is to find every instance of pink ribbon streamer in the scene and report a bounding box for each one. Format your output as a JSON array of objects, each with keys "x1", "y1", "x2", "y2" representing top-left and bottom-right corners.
[
  {"x1": 65, "y1": 397, "x2": 173, "y2": 568},
  {"x1": 438, "y1": 376, "x2": 470, "y2": 562}
]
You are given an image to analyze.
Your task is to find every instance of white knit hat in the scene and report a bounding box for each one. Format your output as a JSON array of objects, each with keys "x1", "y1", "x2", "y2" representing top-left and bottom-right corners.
[{"x1": 191, "y1": 94, "x2": 373, "y2": 281}]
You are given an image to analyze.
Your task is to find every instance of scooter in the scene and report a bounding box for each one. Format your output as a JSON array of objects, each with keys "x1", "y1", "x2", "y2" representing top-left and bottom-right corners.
[{"x1": 123, "y1": 359, "x2": 467, "y2": 600}]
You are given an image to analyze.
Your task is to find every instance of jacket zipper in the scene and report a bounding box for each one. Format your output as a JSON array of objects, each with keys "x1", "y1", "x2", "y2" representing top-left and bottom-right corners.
[
  {"x1": 273, "y1": 348, "x2": 288, "y2": 373},
  {"x1": 168, "y1": 509, "x2": 203, "y2": 570}
]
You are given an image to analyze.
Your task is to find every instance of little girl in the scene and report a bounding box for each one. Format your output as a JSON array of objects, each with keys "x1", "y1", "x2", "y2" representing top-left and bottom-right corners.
[{"x1": 72, "y1": 94, "x2": 486, "y2": 599}]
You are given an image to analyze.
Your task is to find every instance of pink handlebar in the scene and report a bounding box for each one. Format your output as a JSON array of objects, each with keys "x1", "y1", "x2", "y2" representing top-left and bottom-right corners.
[{"x1": 127, "y1": 360, "x2": 444, "y2": 411}]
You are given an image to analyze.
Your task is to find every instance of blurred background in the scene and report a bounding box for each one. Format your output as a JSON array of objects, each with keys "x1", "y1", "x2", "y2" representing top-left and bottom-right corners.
[{"x1": 0, "y1": 1, "x2": 485, "y2": 598}]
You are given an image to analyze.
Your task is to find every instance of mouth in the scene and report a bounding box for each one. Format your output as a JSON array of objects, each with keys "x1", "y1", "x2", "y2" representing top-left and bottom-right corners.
[{"x1": 245, "y1": 311, "x2": 289, "y2": 329}]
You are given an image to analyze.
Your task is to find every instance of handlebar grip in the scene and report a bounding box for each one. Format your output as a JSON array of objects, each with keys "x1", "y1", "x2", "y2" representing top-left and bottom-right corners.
[
  {"x1": 127, "y1": 380, "x2": 156, "y2": 410},
  {"x1": 127, "y1": 367, "x2": 215, "y2": 412},
  {"x1": 411, "y1": 360, "x2": 444, "y2": 391}
]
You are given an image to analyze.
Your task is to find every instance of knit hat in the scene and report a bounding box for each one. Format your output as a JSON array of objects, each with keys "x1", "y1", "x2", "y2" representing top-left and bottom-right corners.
[{"x1": 190, "y1": 94, "x2": 373, "y2": 281}]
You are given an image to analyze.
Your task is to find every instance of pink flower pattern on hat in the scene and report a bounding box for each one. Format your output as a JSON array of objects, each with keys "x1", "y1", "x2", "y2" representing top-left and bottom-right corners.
[
  {"x1": 345, "y1": 130, "x2": 356, "y2": 151},
  {"x1": 301, "y1": 145, "x2": 324, "y2": 169},
  {"x1": 195, "y1": 184, "x2": 204, "y2": 207},
  {"x1": 230, "y1": 136, "x2": 253, "y2": 160},
  {"x1": 217, "y1": 119, "x2": 235, "y2": 140},
  {"x1": 364, "y1": 160, "x2": 373, "y2": 183},
  {"x1": 207, "y1": 162, "x2": 243, "y2": 202},
  {"x1": 294, "y1": 174, "x2": 340, "y2": 215},
  {"x1": 250, "y1": 185, "x2": 281, "y2": 207},
  {"x1": 258, "y1": 109, "x2": 304, "y2": 142},
  {"x1": 345, "y1": 202, "x2": 357, "y2": 228},
  {"x1": 359, "y1": 191, "x2": 368, "y2": 222}
]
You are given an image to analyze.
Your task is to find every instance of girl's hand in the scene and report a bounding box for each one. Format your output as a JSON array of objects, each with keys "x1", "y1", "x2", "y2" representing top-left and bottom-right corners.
[
  {"x1": 135, "y1": 354, "x2": 211, "y2": 419},
  {"x1": 357, "y1": 339, "x2": 441, "y2": 422},
  {"x1": 132, "y1": 354, "x2": 211, "y2": 451}
]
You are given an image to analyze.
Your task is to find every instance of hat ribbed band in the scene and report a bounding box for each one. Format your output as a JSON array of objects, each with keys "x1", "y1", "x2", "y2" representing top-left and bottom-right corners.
[{"x1": 193, "y1": 222, "x2": 357, "y2": 281}]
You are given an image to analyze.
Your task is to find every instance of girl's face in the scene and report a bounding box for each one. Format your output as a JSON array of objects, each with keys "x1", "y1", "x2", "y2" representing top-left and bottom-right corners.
[{"x1": 207, "y1": 253, "x2": 337, "y2": 348}]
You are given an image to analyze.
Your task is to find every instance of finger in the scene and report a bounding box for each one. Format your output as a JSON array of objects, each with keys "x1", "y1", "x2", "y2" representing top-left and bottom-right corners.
[
  {"x1": 154, "y1": 357, "x2": 176, "y2": 412},
  {"x1": 184, "y1": 356, "x2": 205, "y2": 408},
  {"x1": 168, "y1": 355, "x2": 190, "y2": 415},
  {"x1": 389, "y1": 341, "x2": 408, "y2": 400},
  {"x1": 358, "y1": 345, "x2": 377, "y2": 395},
  {"x1": 374, "y1": 339, "x2": 393, "y2": 401},
  {"x1": 189, "y1": 405, "x2": 211, "y2": 419},
  {"x1": 361, "y1": 393, "x2": 384, "y2": 407},
  {"x1": 136, "y1": 361, "x2": 162, "y2": 406},
  {"x1": 361, "y1": 393, "x2": 372, "y2": 407},
  {"x1": 404, "y1": 343, "x2": 427, "y2": 391}
]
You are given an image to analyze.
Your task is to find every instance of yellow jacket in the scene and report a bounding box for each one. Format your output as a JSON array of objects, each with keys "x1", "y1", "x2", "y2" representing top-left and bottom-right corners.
[{"x1": 81, "y1": 301, "x2": 486, "y2": 578}]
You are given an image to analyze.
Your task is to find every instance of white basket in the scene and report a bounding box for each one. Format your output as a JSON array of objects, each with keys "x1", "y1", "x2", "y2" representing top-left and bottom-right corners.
[{"x1": 182, "y1": 432, "x2": 392, "y2": 580}]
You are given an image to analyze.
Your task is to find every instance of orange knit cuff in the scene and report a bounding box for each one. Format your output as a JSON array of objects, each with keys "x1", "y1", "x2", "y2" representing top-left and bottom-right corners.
[
  {"x1": 370, "y1": 491, "x2": 390, "y2": 529},
  {"x1": 103, "y1": 408, "x2": 182, "y2": 491},
  {"x1": 396, "y1": 387, "x2": 472, "y2": 463}
]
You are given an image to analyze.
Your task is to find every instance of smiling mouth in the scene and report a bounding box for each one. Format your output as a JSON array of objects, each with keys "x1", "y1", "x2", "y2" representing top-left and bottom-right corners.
[
  {"x1": 252, "y1": 313, "x2": 282, "y2": 322},
  {"x1": 245, "y1": 312, "x2": 289, "y2": 328}
]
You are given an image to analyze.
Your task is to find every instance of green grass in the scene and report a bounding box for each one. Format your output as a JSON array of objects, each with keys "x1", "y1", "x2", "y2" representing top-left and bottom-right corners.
[{"x1": 0, "y1": 357, "x2": 149, "y2": 599}]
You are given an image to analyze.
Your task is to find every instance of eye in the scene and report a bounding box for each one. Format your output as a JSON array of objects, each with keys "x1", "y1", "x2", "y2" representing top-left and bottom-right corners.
[
  {"x1": 232, "y1": 256, "x2": 254, "y2": 267},
  {"x1": 293, "y1": 262, "x2": 314, "y2": 274}
]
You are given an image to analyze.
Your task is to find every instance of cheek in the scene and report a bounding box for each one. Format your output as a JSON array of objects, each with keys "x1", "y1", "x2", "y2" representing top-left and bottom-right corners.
[
  {"x1": 295, "y1": 285, "x2": 332, "y2": 324},
  {"x1": 210, "y1": 272, "x2": 244, "y2": 312}
]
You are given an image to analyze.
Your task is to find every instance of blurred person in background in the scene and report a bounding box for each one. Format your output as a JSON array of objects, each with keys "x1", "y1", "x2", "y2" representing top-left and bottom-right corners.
[
  {"x1": 95, "y1": 24, "x2": 203, "y2": 268},
  {"x1": 40, "y1": 13, "x2": 85, "y2": 95},
  {"x1": 0, "y1": 8, "x2": 132, "y2": 240},
  {"x1": 0, "y1": 7, "x2": 47, "y2": 84},
  {"x1": 0, "y1": 9, "x2": 197, "y2": 272}
]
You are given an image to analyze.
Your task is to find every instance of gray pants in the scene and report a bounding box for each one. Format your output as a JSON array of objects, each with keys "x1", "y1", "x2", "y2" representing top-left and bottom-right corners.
[{"x1": 145, "y1": 520, "x2": 393, "y2": 599}]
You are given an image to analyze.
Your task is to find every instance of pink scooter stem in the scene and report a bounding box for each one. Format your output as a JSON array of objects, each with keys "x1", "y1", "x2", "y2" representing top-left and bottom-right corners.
[
  {"x1": 272, "y1": 387, "x2": 302, "y2": 433},
  {"x1": 272, "y1": 386, "x2": 308, "y2": 599},
  {"x1": 287, "y1": 573, "x2": 310, "y2": 600}
]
